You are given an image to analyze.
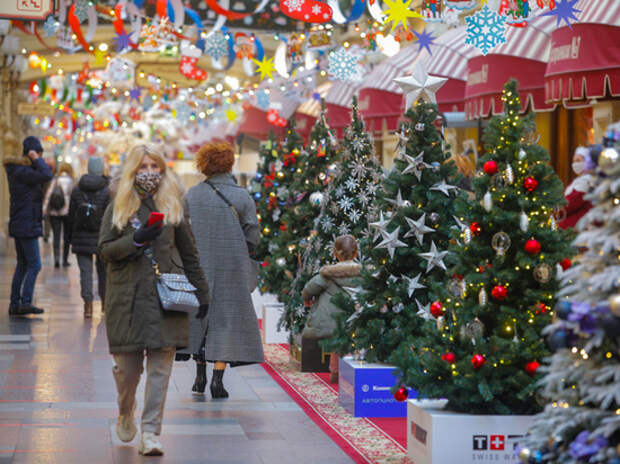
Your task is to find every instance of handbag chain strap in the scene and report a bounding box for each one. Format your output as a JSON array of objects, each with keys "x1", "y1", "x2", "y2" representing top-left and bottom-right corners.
[{"x1": 143, "y1": 246, "x2": 162, "y2": 277}]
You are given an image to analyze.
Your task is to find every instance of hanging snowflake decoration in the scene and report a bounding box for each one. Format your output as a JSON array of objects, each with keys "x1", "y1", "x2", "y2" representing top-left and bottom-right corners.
[
  {"x1": 283, "y1": 0, "x2": 305, "y2": 13},
  {"x1": 358, "y1": 191, "x2": 370, "y2": 207},
  {"x1": 272, "y1": 209, "x2": 281, "y2": 222},
  {"x1": 277, "y1": 186, "x2": 289, "y2": 199},
  {"x1": 328, "y1": 48, "x2": 360, "y2": 82},
  {"x1": 338, "y1": 196, "x2": 354, "y2": 212},
  {"x1": 464, "y1": 5, "x2": 507, "y2": 56},
  {"x1": 345, "y1": 177, "x2": 358, "y2": 192},
  {"x1": 338, "y1": 223, "x2": 351, "y2": 235},
  {"x1": 351, "y1": 161, "x2": 367, "y2": 179},
  {"x1": 365, "y1": 183, "x2": 378, "y2": 196},
  {"x1": 351, "y1": 137, "x2": 366, "y2": 153},
  {"x1": 204, "y1": 32, "x2": 229, "y2": 61},
  {"x1": 321, "y1": 216, "x2": 335, "y2": 232},
  {"x1": 74, "y1": 0, "x2": 90, "y2": 22},
  {"x1": 256, "y1": 90, "x2": 270, "y2": 111},
  {"x1": 43, "y1": 16, "x2": 59, "y2": 38},
  {"x1": 349, "y1": 209, "x2": 361, "y2": 224},
  {"x1": 334, "y1": 186, "x2": 345, "y2": 198},
  {"x1": 330, "y1": 203, "x2": 340, "y2": 215}
]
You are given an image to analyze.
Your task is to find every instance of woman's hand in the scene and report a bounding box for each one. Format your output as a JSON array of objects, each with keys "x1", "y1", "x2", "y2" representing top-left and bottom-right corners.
[{"x1": 133, "y1": 220, "x2": 163, "y2": 245}]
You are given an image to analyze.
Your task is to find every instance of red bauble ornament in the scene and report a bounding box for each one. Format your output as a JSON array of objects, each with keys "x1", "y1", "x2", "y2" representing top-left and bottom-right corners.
[
  {"x1": 441, "y1": 352, "x2": 456, "y2": 363},
  {"x1": 536, "y1": 302, "x2": 548, "y2": 314},
  {"x1": 394, "y1": 386, "x2": 409, "y2": 402},
  {"x1": 472, "y1": 354, "x2": 486, "y2": 370},
  {"x1": 261, "y1": 261, "x2": 269, "y2": 268},
  {"x1": 491, "y1": 285, "x2": 508, "y2": 300},
  {"x1": 524, "y1": 239, "x2": 541, "y2": 255},
  {"x1": 560, "y1": 258, "x2": 571, "y2": 270},
  {"x1": 524, "y1": 177, "x2": 538, "y2": 191},
  {"x1": 483, "y1": 160, "x2": 498, "y2": 175},
  {"x1": 470, "y1": 222, "x2": 482, "y2": 236},
  {"x1": 525, "y1": 361, "x2": 540, "y2": 376},
  {"x1": 430, "y1": 301, "x2": 444, "y2": 318}
]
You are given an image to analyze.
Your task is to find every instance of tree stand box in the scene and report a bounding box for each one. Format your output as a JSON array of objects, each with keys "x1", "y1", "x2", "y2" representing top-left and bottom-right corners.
[
  {"x1": 407, "y1": 401, "x2": 533, "y2": 464},
  {"x1": 290, "y1": 334, "x2": 331, "y2": 372},
  {"x1": 339, "y1": 357, "x2": 416, "y2": 418}
]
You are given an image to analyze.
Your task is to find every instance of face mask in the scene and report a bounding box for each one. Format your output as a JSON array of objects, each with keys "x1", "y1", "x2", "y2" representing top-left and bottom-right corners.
[
  {"x1": 135, "y1": 171, "x2": 162, "y2": 194},
  {"x1": 572, "y1": 161, "x2": 586, "y2": 175}
]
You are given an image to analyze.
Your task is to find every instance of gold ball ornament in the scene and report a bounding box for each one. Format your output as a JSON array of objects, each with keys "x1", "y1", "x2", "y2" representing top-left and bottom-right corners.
[
  {"x1": 598, "y1": 147, "x2": 620, "y2": 176},
  {"x1": 519, "y1": 447, "x2": 531, "y2": 462},
  {"x1": 609, "y1": 294, "x2": 620, "y2": 317}
]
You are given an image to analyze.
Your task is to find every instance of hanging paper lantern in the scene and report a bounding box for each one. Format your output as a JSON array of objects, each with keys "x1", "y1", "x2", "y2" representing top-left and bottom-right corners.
[
  {"x1": 491, "y1": 285, "x2": 508, "y2": 300},
  {"x1": 483, "y1": 160, "x2": 498, "y2": 175},
  {"x1": 430, "y1": 301, "x2": 444, "y2": 318},
  {"x1": 524, "y1": 177, "x2": 538, "y2": 191},
  {"x1": 471, "y1": 354, "x2": 486, "y2": 370},
  {"x1": 524, "y1": 238, "x2": 541, "y2": 255}
]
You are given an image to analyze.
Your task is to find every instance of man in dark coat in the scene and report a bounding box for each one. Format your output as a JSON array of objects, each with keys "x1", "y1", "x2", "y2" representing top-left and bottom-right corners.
[
  {"x1": 68, "y1": 157, "x2": 110, "y2": 318},
  {"x1": 3, "y1": 136, "x2": 53, "y2": 315}
]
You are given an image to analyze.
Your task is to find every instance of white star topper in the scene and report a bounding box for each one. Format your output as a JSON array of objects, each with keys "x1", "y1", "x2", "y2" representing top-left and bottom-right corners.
[{"x1": 394, "y1": 64, "x2": 448, "y2": 110}]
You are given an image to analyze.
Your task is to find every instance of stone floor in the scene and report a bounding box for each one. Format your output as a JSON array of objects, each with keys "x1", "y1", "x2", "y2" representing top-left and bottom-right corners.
[{"x1": 0, "y1": 240, "x2": 354, "y2": 463}]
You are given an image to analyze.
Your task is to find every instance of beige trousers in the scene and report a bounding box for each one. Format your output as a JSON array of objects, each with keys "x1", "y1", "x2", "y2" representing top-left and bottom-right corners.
[{"x1": 112, "y1": 348, "x2": 175, "y2": 435}]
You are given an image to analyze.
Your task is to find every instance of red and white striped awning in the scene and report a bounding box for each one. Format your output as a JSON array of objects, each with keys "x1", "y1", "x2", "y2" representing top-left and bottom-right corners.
[
  {"x1": 544, "y1": 0, "x2": 620, "y2": 103},
  {"x1": 465, "y1": 15, "x2": 558, "y2": 119}
]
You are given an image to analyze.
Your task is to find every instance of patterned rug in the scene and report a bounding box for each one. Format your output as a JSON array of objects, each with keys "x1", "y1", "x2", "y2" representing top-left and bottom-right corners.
[{"x1": 261, "y1": 344, "x2": 411, "y2": 464}]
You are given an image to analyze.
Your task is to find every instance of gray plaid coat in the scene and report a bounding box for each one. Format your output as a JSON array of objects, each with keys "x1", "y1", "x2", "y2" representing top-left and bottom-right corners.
[{"x1": 185, "y1": 174, "x2": 264, "y2": 365}]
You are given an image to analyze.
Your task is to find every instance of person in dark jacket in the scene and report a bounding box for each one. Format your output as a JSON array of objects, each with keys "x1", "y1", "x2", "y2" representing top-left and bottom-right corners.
[
  {"x1": 69, "y1": 157, "x2": 110, "y2": 318},
  {"x1": 3, "y1": 136, "x2": 53, "y2": 315},
  {"x1": 98, "y1": 143, "x2": 209, "y2": 456}
]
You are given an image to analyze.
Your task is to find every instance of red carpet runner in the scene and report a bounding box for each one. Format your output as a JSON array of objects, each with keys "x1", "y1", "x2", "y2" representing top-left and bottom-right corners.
[{"x1": 261, "y1": 344, "x2": 411, "y2": 464}]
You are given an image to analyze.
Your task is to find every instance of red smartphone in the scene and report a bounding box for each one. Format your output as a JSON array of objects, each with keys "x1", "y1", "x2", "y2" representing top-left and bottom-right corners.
[{"x1": 147, "y1": 212, "x2": 164, "y2": 228}]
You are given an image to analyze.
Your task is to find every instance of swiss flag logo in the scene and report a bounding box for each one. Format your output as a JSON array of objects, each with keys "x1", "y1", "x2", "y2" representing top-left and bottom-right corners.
[{"x1": 490, "y1": 435, "x2": 505, "y2": 451}]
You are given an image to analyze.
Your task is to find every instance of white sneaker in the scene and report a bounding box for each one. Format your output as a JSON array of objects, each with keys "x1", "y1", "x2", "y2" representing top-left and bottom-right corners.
[
  {"x1": 116, "y1": 403, "x2": 137, "y2": 442},
  {"x1": 138, "y1": 431, "x2": 164, "y2": 456}
]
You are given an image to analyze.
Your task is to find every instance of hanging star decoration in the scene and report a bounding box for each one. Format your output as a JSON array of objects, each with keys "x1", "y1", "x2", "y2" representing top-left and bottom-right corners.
[
  {"x1": 402, "y1": 273, "x2": 426, "y2": 298},
  {"x1": 419, "y1": 241, "x2": 449, "y2": 273},
  {"x1": 253, "y1": 56, "x2": 276, "y2": 81},
  {"x1": 401, "y1": 151, "x2": 431, "y2": 181},
  {"x1": 226, "y1": 108, "x2": 238, "y2": 122},
  {"x1": 386, "y1": 190, "x2": 410, "y2": 208},
  {"x1": 129, "y1": 87, "x2": 141, "y2": 102},
  {"x1": 394, "y1": 63, "x2": 448, "y2": 111},
  {"x1": 74, "y1": 0, "x2": 90, "y2": 22},
  {"x1": 413, "y1": 28, "x2": 435, "y2": 55},
  {"x1": 383, "y1": 0, "x2": 423, "y2": 32},
  {"x1": 115, "y1": 31, "x2": 131, "y2": 53},
  {"x1": 541, "y1": 0, "x2": 580, "y2": 28},
  {"x1": 376, "y1": 226, "x2": 407, "y2": 259},
  {"x1": 415, "y1": 299, "x2": 433, "y2": 321},
  {"x1": 430, "y1": 180, "x2": 458, "y2": 196},
  {"x1": 404, "y1": 213, "x2": 434, "y2": 245},
  {"x1": 395, "y1": 125, "x2": 408, "y2": 157},
  {"x1": 369, "y1": 212, "x2": 391, "y2": 241},
  {"x1": 43, "y1": 16, "x2": 59, "y2": 38}
]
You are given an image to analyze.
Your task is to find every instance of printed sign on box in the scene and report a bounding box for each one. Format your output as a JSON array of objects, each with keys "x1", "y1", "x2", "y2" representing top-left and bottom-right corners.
[
  {"x1": 339, "y1": 357, "x2": 416, "y2": 418},
  {"x1": 1, "y1": 0, "x2": 54, "y2": 21},
  {"x1": 407, "y1": 400, "x2": 533, "y2": 464}
]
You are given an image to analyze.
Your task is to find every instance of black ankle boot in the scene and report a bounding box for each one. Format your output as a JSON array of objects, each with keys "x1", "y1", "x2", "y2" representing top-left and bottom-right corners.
[
  {"x1": 192, "y1": 362, "x2": 207, "y2": 394},
  {"x1": 210, "y1": 369, "x2": 229, "y2": 399}
]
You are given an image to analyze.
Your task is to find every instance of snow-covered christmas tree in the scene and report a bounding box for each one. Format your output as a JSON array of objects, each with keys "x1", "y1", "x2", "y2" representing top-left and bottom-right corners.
[{"x1": 518, "y1": 122, "x2": 620, "y2": 463}]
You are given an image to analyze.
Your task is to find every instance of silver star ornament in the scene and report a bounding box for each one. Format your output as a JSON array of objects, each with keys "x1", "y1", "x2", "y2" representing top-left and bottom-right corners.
[
  {"x1": 375, "y1": 227, "x2": 407, "y2": 259},
  {"x1": 418, "y1": 241, "x2": 449, "y2": 273},
  {"x1": 430, "y1": 180, "x2": 458, "y2": 197},
  {"x1": 404, "y1": 213, "x2": 434, "y2": 245},
  {"x1": 402, "y1": 273, "x2": 426, "y2": 298},
  {"x1": 394, "y1": 63, "x2": 448, "y2": 110},
  {"x1": 401, "y1": 151, "x2": 430, "y2": 181}
]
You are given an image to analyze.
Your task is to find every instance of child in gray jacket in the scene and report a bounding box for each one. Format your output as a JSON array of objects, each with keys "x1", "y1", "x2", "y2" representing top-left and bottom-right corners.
[{"x1": 302, "y1": 235, "x2": 361, "y2": 382}]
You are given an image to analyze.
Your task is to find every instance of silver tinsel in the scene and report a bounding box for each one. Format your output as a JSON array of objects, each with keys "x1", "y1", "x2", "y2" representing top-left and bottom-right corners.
[{"x1": 520, "y1": 211, "x2": 529, "y2": 232}]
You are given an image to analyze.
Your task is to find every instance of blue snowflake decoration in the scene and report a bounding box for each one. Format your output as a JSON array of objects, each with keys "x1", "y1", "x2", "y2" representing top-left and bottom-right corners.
[
  {"x1": 256, "y1": 90, "x2": 270, "y2": 111},
  {"x1": 74, "y1": 0, "x2": 90, "y2": 22},
  {"x1": 465, "y1": 5, "x2": 507, "y2": 56},
  {"x1": 204, "y1": 32, "x2": 229, "y2": 61},
  {"x1": 328, "y1": 48, "x2": 358, "y2": 82},
  {"x1": 413, "y1": 28, "x2": 435, "y2": 55},
  {"x1": 42, "y1": 16, "x2": 58, "y2": 38},
  {"x1": 541, "y1": 0, "x2": 580, "y2": 29}
]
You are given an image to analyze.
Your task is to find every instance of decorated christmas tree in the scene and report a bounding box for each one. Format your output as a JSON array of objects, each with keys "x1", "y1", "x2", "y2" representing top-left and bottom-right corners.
[
  {"x1": 284, "y1": 96, "x2": 383, "y2": 335},
  {"x1": 325, "y1": 97, "x2": 460, "y2": 364},
  {"x1": 251, "y1": 132, "x2": 280, "y2": 265},
  {"x1": 278, "y1": 101, "x2": 340, "y2": 332},
  {"x1": 517, "y1": 123, "x2": 620, "y2": 463},
  {"x1": 395, "y1": 80, "x2": 575, "y2": 415},
  {"x1": 258, "y1": 120, "x2": 305, "y2": 297}
]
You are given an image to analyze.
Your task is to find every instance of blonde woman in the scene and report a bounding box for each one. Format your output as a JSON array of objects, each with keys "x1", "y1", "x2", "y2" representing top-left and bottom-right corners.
[
  {"x1": 98, "y1": 144, "x2": 210, "y2": 456},
  {"x1": 43, "y1": 162, "x2": 75, "y2": 267}
]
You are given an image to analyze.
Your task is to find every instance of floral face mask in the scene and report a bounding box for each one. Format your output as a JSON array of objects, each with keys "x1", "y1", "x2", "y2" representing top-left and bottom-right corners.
[{"x1": 135, "y1": 171, "x2": 162, "y2": 194}]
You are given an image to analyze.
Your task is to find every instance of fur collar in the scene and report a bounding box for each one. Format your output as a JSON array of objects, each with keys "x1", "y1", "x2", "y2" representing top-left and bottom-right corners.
[
  {"x1": 3, "y1": 155, "x2": 31, "y2": 167},
  {"x1": 320, "y1": 261, "x2": 361, "y2": 279}
]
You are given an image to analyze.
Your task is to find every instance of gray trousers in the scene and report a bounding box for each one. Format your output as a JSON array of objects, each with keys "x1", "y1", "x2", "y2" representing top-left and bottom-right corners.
[
  {"x1": 76, "y1": 253, "x2": 106, "y2": 302},
  {"x1": 112, "y1": 348, "x2": 175, "y2": 435}
]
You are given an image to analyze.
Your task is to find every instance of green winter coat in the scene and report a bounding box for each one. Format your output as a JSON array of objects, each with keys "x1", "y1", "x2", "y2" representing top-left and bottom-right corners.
[
  {"x1": 98, "y1": 197, "x2": 210, "y2": 354},
  {"x1": 301, "y1": 261, "x2": 361, "y2": 339}
]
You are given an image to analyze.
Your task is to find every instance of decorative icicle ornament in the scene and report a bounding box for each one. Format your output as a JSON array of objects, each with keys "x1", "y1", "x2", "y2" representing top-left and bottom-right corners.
[
  {"x1": 436, "y1": 316, "x2": 445, "y2": 331},
  {"x1": 505, "y1": 164, "x2": 514, "y2": 184},
  {"x1": 463, "y1": 228, "x2": 472, "y2": 244},
  {"x1": 482, "y1": 190, "x2": 493, "y2": 212},
  {"x1": 520, "y1": 211, "x2": 529, "y2": 232},
  {"x1": 518, "y1": 148, "x2": 527, "y2": 160},
  {"x1": 549, "y1": 215, "x2": 557, "y2": 231},
  {"x1": 478, "y1": 288, "x2": 487, "y2": 306}
]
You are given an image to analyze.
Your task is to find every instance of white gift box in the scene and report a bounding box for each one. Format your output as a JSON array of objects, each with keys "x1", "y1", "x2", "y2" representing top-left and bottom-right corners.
[
  {"x1": 261, "y1": 303, "x2": 289, "y2": 344},
  {"x1": 407, "y1": 400, "x2": 533, "y2": 464}
]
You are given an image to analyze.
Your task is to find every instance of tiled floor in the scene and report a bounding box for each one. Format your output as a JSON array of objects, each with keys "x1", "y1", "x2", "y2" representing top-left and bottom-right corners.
[{"x1": 0, "y1": 240, "x2": 354, "y2": 463}]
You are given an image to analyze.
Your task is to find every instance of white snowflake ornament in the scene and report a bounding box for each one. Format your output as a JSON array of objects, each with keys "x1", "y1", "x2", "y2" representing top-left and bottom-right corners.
[{"x1": 465, "y1": 5, "x2": 507, "y2": 55}]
